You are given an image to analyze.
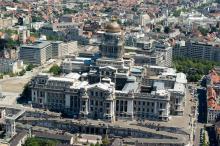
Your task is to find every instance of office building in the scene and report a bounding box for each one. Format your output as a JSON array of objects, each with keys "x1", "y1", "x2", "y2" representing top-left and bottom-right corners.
[
  {"x1": 20, "y1": 40, "x2": 77, "y2": 65},
  {"x1": 19, "y1": 41, "x2": 52, "y2": 65},
  {"x1": 51, "y1": 41, "x2": 78, "y2": 59},
  {"x1": 173, "y1": 40, "x2": 220, "y2": 61}
]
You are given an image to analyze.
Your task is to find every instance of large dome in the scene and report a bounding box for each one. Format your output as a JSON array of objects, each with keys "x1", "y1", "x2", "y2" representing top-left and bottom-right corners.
[{"x1": 105, "y1": 20, "x2": 121, "y2": 33}]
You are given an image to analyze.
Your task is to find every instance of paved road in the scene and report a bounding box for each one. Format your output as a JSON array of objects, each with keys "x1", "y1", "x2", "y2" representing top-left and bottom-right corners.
[
  {"x1": 194, "y1": 123, "x2": 204, "y2": 146},
  {"x1": 0, "y1": 59, "x2": 62, "y2": 106}
]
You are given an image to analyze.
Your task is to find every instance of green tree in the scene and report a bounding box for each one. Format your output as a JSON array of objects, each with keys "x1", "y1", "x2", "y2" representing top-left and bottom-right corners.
[
  {"x1": 173, "y1": 10, "x2": 181, "y2": 17},
  {"x1": 131, "y1": 5, "x2": 139, "y2": 12},
  {"x1": 18, "y1": 69, "x2": 26, "y2": 76},
  {"x1": 156, "y1": 27, "x2": 161, "y2": 32},
  {"x1": 24, "y1": 138, "x2": 39, "y2": 146},
  {"x1": 210, "y1": 26, "x2": 217, "y2": 33},
  {"x1": 102, "y1": 135, "x2": 110, "y2": 146},
  {"x1": 32, "y1": 16, "x2": 42, "y2": 22},
  {"x1": 164, "y1": 26, "x2": 170, "y2": 34},
  {"x1": 49, "y1": 64, "x2": 61, "y2": 76},
  {"x1": 24, "y1": 138, "x2": 58, "y2": 146},
  {"x1": 63, "y1": 8, "x2": 78, "y2": 14},
  {"x1": 202, "y1": 132, "x2": 208, "y2": 146},
  {"x1": 46, "y1": 35, "x2": 64, "y2": 41},
  {"x1": 95, "y1": 142, "x2": 100, "y2": 146},
  {"x1": 173, "y1": 57, "x2": 220, "y2": 82},
  {"x1": 198, "y1": 26, "x2": 209, "y2": 36},
  {"x1": 103, "y1": 7, "x2": 113, "y2": 13},
  {"x1": 26, "y1": 64, "x2": 35, "y2": 71},
  {"x1": 6, "y1": 39, "x2": 20, "y2": 48}
]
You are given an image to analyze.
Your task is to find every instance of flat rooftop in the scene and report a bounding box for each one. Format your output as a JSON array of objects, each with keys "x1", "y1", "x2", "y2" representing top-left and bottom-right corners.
[
  {"x1": 122, "y1": 82, "x2": 139, "y2": 93},
  {"x1": 21, "y1": 41, "x2": 51, "y2": 49}
]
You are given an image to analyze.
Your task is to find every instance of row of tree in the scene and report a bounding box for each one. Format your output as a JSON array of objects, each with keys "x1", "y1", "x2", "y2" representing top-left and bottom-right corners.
[
  {"x1": 173, "y1": 57, "x2": 220, "y2": 82},
  {"x1": 24, "y1": 134, "x2": 110, "y2": 146},
  {"x1": 24, "y1": 138, "x2": 58, "y2": 146}
]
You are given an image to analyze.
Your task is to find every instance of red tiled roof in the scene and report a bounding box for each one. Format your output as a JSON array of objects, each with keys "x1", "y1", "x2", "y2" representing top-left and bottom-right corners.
[
  {"x1": 209, "y1": 70, "x2": 220, "y2": 84},
  {"x1": 207, "y1": 71, "x2": 220, "y2": 110}
]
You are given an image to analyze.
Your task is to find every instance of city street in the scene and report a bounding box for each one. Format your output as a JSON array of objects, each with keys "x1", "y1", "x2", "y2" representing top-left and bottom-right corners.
[{"x1": 194, "y1": 123, "x2": 204, "y2": 146}]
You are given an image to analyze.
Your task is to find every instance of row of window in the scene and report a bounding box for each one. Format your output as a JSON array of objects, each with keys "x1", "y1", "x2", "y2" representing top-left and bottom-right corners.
[
  {"x1": 134, "y1": 101, "x2": 154, "y2": 106},
  {"x1": 101, "y1": 71, "x2": 114, "y2": 76},
  {"x1": 134, "y1": 107, "x2": 154, "y2": 113},
  {"x1": 48, "y1": 98, "x2": 65, "y2": 104},
  {"x1": 47, "y1": 93, "x2": 65, "y2": 98},
  {"x1": 90, "y1": 91, "x2": 108, "y2": 97}
]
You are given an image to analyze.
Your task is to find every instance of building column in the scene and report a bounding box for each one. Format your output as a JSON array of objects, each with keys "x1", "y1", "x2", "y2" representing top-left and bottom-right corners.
[
  {"x1": 154, "y1": 102, "x2": 157, "y2": 117},
  {"x1": 127, "y1": 99, "x2": 134, "y2": 120},
  {"x1": 80, "y1": 98, "x2": 89, "y2": 118},
  {"x1": 44, "y1": 92, "x2": 47, "y2": 105},
  {"x1": 110, "y1": 100, "x2": 115, "y2": 122}
]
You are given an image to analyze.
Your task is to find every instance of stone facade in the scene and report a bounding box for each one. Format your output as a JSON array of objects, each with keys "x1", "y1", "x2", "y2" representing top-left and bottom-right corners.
[{"x1": 30, "y1": 21, "x2": 187, "y2": 123}]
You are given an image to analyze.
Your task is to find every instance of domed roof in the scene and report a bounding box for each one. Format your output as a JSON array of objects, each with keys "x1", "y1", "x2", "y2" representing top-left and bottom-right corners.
[{"x1": 105, "y1": 20, "x2": 121, "y2": 33}]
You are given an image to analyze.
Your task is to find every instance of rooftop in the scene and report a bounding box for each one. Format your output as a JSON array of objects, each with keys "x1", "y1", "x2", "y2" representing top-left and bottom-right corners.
[
  {"x1": 105, "y1": 20, "x2": 121, "y2": 33},
  {"x1": 48, "y1": 77, "x2": 75, "y2": 83},
  {"x1": 21, "y1": 41, "x2": 51, "y2": 49},
  {"x1": 65, "y1": 73, "x2": 81, "y2": 80},
  {"x1": 122, "y1": 82, "x2": 139, "y2": 93},
  {"x1": 70, "y1": 81, "x2": 88, "y2": 89},
  {"x1": 173, "y1": 82, "x2": 185, "y2": 93},
  {"x1": 153, "y1": 81, "x2": 165, "y2": 90},
  {"x1": 87, "y1": 82, "x2": 113, "y2": 92},
  {"x1": 176, "y1": 73, "x2": 187, "y2": 84}
]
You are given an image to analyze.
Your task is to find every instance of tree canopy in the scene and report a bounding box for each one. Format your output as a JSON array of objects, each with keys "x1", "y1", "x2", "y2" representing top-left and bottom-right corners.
[
  {"x1": 24, "y1": 138, "x2": 58, "y2": 146},
  {"x1": 173, "y1": 57, "x2": 220, "y2": 82},
  {"x1": 26, "y1": 64, "x2": 36, "y2": 71},
  {"x1": 198, "y1": 26, "x2": 209, "y2": 36},
  {"x1": 49, "y1": 64, "x2": 61, "y2": 76},
  {"x1": 102, "y1": 135, "x2": 110, "y2": 146},
  {"x1": 173, "y1": 10, "x2": 181, "y2": 17},
  {"x1": 63, "y1": 8, "x2": 78, "y2": 14},
  {"x1": 164, "y1": 26, "x2": 170, "y2": 34}
]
